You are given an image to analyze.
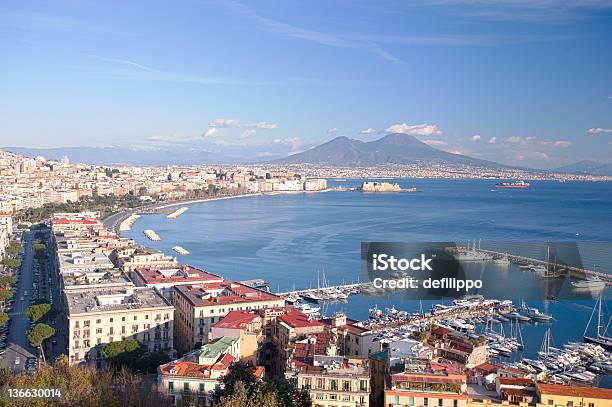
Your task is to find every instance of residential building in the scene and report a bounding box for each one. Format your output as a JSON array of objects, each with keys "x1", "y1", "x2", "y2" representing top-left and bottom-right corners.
[
  {"x1": 210, "y1": 310, "x2": 263, "y2": 365},
  {"x1": 131, "y1": 265, "x2": 223, "y2": 299},
  {"x1": 65, "y1": 286, "x2": 174, "y2": 365},
  {"x1": 158, "y1": 336, "x2": 264, "y2": 404},
  {"x1": 172, "y1": 282, "x2": 284, "y2": 354},
  {"x1": 536, "y1": 383, "x2": 612, "y2": 407}
]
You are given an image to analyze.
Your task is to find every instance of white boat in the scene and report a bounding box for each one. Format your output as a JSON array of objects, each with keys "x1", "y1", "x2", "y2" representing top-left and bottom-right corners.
[
  {"x1": 302, "y1": 292, "x2": 323, "y2": 303},
  {"x1": 493, "y1": 256, "x2": 511, "y2": 266},
  {"x1": 572, "y1": 277, "x2": 606, "y2": 290},
  {"x1": 520, "y1": 301, "x2": 552, "y2": 322},
  {"x1": 295, "y1": 302, "x2": 320, "y2": 316}
]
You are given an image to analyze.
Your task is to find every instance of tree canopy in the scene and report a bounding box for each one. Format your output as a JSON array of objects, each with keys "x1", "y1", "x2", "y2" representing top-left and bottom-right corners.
[
  {"x1": 0, "y1": 291, "x2": 13, "y2": 301},
  {"x1": 0, "y1": 311, "x2": 8, "y2": 326},
  {"x1": 0, "y1": 258, "x2": 21, "y2": 270},
  {"x1": 214, "y1": 361, "x2": 312, "y2": 407},
  {"x1": 26, "y1": 303, "x2": 52, "y2": 322},
  {"x1": 27, "y1": 323, "x2": 55, "y2": 347}
]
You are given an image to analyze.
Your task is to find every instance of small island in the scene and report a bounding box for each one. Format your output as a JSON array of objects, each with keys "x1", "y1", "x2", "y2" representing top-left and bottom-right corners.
[{"x1": 361, "y1": 181, "x2": 416, "y2": 192}]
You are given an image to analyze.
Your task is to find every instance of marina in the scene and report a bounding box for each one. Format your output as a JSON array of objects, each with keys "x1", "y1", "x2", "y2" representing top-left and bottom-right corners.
[{"x1": 449, "y1": 242, "x2": 612, "y2": 286}]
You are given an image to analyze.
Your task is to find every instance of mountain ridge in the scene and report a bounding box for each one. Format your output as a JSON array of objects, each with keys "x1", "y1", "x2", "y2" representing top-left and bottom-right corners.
[{"x1": 273, "y1": 133, "x2": 510, "y2": 168}]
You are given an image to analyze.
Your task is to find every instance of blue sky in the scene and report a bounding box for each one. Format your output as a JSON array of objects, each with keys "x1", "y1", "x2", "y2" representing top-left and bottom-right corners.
[{"x1": 1, "y1": 0, "x2": 611, "y2": 167}]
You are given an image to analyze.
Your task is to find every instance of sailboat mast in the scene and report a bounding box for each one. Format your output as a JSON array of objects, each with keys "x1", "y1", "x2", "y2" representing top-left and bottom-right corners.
[{"x1": 598, "y1": 294, "x2": 603, "y2": 338}]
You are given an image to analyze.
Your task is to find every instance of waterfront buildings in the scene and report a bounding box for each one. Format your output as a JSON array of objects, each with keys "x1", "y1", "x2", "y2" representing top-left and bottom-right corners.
[
  {"x1": 535, "y1": 383, "x2": 612, "y2": 407},
  {"x1": 111, "y1": 247, "x2": 177, "y2": 271},
  {"x1": 64, "y1": 286, "x2": 174, "y2": 365},
  {"x1": 383, "y1": 363, "x2": 469, "y2": 407},
  {"x1": 157, "y1": 336, "x2": 260, "y2": 404},
  {"x1": 210, "y1": 310, "x2": 264, "y2": 364},
  {"x1": 131, "y1": 265, "x2": 224, "y2": 299},
  {"x1": 172, "y1": 282, "x2": 284, "y2": 354}
]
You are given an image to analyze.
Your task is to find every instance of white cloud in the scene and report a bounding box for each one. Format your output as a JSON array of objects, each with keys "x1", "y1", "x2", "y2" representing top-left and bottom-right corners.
[
  {"x1": 256, "y1": 151, "x2": 274, "y2": 158},
  {"x1": 504, "y1": 136, "x2": 535, "y2": 144},
  {"x1": 203, "y1": 128, "x2": 219, "y2": 138},
  {"x1": 240, "y1": 129, "x2": 257, "y2": 139},
  {"x1": 470, "y1": 134, "x2": 481, "y2": 142},
  {"x1": 488, "y1": 137, "x2": 497, "y2": 144},
  {"x1": 541, "y1": 140, "x2": 572, "y2": 148},
  {"x1": 147, "y1": 133, "x2": 199, "y2": 142},
  {"x1": 327, "y1": 127, "x2": 338, "y2": 133},
  {"x1": 422, "y1": 140, "x2": 448, "y2": 147},
  {"x1": 209, "y1": 118, "x2": 240, "y2": 128},
  {"x1": 273, "y1": 137, "x2": 301, "y2": 150},
  {"x1": 385, "y1": 123, "x2": 442, "y2": 136},
  {"x1": 360, "y1": 127, "x2": 377, "y2": 134},
  {"x1": 587, "y1": 127, "x2": 612, "y2": 134},
  {"x1": 250, "y1": 121, "x2": 278, "y2": 130}
]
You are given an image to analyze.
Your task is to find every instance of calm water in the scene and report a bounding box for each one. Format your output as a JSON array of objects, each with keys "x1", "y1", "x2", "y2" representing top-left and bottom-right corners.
[{"x1": 126, "y1": 179, "x2": 612, "y2": 386}]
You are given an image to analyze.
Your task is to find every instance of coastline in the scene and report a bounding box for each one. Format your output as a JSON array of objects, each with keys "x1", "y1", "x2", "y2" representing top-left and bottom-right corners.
[{"x1": 103, "y1": 189, "x2": 333, "y2": 235}]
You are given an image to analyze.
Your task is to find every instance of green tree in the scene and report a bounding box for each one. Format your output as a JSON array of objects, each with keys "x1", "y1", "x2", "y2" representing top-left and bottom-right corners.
[
  {"x1": 216, "y1": 380, "x2": 250, "y2": 407},
  {"x1": 27, "y1": 323, "x2": 55, "y2": 362},
  {"x1": 102, "y1": 339, "x2": 146, "y2": 370},
  {"x1": 6, "y1": 243, "x2": 22, "y2": 256},
  {"x1": 0, "y1": 311, "x2": 8, "y2": 326},
  {"x1": 0, "y1": 275, "x2": 17, "y2": 287},
  {"x1": 0, "y1": 290, "x2": 13, "y2": 301},
  {"x1": 26, "y1": 303, "x2": 52, "y2": 322},
  {"x1": 0, "y1": 258, "x2": 21, "y2": 269}
]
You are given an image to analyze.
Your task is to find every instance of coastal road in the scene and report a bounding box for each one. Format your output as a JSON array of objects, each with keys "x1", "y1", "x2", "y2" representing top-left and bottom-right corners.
[{"x1": 0, "y1": 231, "x2": 37, "y2": 373}]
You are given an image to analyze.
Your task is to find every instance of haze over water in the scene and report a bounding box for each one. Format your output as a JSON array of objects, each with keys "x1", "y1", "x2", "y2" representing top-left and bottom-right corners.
[{"x1": 126, "y1": 179, "x2": 612, "y2": 386}]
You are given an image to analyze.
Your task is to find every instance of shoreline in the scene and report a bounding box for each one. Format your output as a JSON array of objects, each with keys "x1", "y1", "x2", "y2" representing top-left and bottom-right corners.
[{"x1": 104, "y1": 189, "x2": 332, "y2": 235}]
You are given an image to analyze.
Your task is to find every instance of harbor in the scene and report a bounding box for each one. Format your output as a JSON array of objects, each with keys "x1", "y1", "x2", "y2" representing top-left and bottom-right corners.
[{"x1": 449, "y1": 242, "x2": 612, "y2": 286}]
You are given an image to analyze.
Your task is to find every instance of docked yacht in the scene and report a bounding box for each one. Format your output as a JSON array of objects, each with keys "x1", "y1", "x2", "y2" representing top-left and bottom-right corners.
[{"x1": 571, "y1": 277, "x2": 606, "y2": 290}]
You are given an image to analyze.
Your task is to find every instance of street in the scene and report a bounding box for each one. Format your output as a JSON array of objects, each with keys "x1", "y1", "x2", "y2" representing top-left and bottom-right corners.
[{"x1": 0, "y1": 231, "x2": 37, "y2": 373}]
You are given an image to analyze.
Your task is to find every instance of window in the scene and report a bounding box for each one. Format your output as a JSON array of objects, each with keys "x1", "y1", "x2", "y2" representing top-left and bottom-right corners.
[
  {"x1": 438, "y1": 399, "x2": 443, "y2": 407},
  {"x1": 199, "y1": 383, "x2": 205, "y2": 393},
  {"x1": 315, "y1": 394, "x2": 323, "y2": 400},
  {"x1": 183, "y1": 382, "x2": 189, "y2": 392},
  {"x1": 317, "y1": 379, "x2": 324, "y2": 389},
  {"x1": 394, "y1": 395, "x2": 399, "y2": 404},
  {"x1": 110, "y1": 318, "x2": 113, "y2": 323},
  {"x1": 134, "y1": 316, "x2": 137, "y2": 321},
  {"x1": 409, "y1": 396, "x2": 415, "y2": 406},
  {"x1": 168, "y1": 382, "x2": 174, "y2": 391},
  {"x1": 454, "y1": 400, "x2": 458, "y2": 407},
  {"x1": 122, "y1": 317, "x2": 125, "y2": 322},
  {"x1": 567, "y1": 403, "x2": 573, "y2": 407},
  {"x1": 588, "y1": 404, "x2": 594, "y2": 407},
  {"x1": 343, "y1": 381, "x2": 350, "y2": 391},
  {"x1": 548, "y1": 400, "x2": 553, "y2": 405},
  {"x1": 424, "y1": 398, "x2": 429, "y2": 406},
  {"x1": 96, "y1": 319, "x2": 101, "y2": 324},
  {"x1": 330, "y1": 380, "x2": 337, "y2": 390},
  {"x1": 360, "y1": 380, "x2": 366, "y2": 391}
]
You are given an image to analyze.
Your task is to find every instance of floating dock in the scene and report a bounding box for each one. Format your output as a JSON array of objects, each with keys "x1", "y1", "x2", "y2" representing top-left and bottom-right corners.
[
  {"x1": 143, "y1": 229, "x2": 161, "y2": 241},
  {"x1": 172, "y1": 245, "x2": 189, "y2": 255},
  {"x1": 167, "y1": 207, "x2": 189, "y2": 219}
]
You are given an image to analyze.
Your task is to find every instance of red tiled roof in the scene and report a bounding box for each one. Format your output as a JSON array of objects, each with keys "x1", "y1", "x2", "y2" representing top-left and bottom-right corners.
[
  {"x1": 537, "y1": 383, "x2": 612, "y2": 399},
  {"x1": 176, "y1": 282, "x2": 281, "y2": 306},
  {"x1": 499, "y1": 377, "x2": 534, "y2": 386},
  {"x1": 134, "y1": 265, "x2": 223, "y2": 285},
  {"x1": 213, "y1": 310, "x2": 261, "y2": 329},
  {"x1": 278, "y1": 308, "x2": 323, "y2": 329}
]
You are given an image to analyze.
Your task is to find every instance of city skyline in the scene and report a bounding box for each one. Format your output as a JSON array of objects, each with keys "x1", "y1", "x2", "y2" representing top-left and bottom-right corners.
[{"x1": 1, "y1": 1, "x2": 612, "y2": 168}]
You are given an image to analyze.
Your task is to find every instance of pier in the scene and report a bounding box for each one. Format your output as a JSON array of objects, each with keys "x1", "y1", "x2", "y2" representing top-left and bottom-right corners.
[
  {"x1": 276, "y1": 282, "x2": 364, "y2": 297},
  {"x1": 468, "y1": 247, "x2": 612, "y2": 286}
]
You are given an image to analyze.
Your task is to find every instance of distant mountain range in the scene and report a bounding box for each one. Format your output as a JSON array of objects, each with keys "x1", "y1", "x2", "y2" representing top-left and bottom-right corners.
[
  {"x1": 554, "y1": 160, "x2": 612, "y2": 176},
  {"x1": 273, "y1": 133, "x2": 508, "y2": 168},
  {"x1": 3, "y1": 146, "x2": 240, "y2": 166}
]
